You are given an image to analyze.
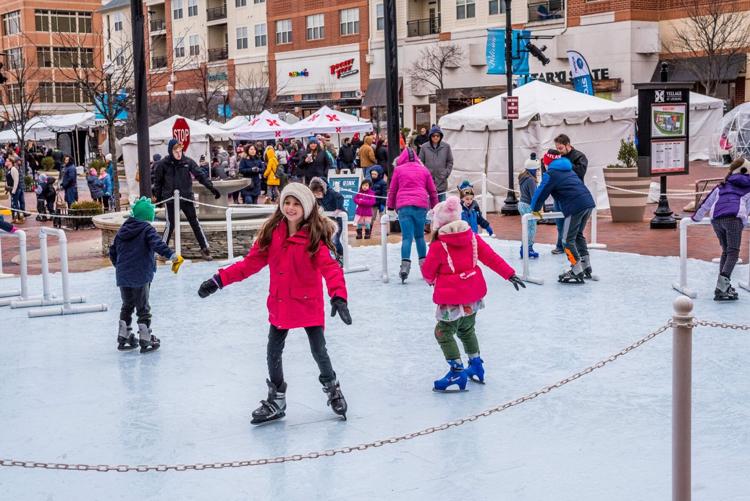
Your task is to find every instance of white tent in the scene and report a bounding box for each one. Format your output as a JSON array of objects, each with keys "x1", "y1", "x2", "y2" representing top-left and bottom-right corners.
[
  {"x1": 232, "y1": 110, "x2": 290, "y2": 140},
  {"x1": 620, "y1": 91, "x2": 723, "y2": 162},
  {"x1": 283, "y1": 105, "x2": 372, "y2": 138},
  {"x1": 217, "y1": 115, "x2": 251, "y2": 131},
  {"x1": 42, "y1": 112, "x2": 97, "y2": 132},
  {"x1": 0, "y1": 117, "x2": 55, "y2": 143},
  {"x1": 438, "y1": 80, "x2": 636, "y2": 210},
  {"x1": 119, "y1": 115, "x2": 230, "y2": 198}
]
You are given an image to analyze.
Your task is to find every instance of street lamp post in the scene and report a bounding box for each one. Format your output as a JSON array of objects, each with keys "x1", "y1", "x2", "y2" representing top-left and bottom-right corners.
[
  {"x1": 500, "y1": 0, "x2": 519, "y2": 215},
  {"x1": 103, "y1": 59, "x2": 120, "y2": 211},
  {"x1": 130, "y1": 0, "x2": 151, "y2": 198},
  {"x1": 166, "y1": 80, "x2": 173, "y2": 116}
]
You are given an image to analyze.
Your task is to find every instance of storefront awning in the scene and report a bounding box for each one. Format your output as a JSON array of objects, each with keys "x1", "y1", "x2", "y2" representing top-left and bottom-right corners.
[
  {"x1": 363, "y1": 78, "x2": 402, "y2": 107},
  {"x1": 651, "y1": 54, "x2": 746, "y2": 83}
]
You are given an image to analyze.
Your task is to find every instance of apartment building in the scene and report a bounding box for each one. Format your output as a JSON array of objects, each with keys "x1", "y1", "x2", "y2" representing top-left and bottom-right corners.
[{"x1": 0, "y1": 0, "x2": 103, "y2": 116}]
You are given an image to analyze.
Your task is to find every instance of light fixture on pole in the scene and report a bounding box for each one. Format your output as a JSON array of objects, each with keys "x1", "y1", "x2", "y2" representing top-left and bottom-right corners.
[{"x1": 166, "y1": 80, "x2": 174, "y2": 115}]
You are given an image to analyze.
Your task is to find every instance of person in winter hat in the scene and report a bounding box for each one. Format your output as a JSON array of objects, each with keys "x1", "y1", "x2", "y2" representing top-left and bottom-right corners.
[
  {"x1": 693, "y1": 158, "x2": 750, "y2": 300},
  {"x1": 309, "y1": 176, "x2": 345, "y2": 262},
  {"x1": 457, "y1": 180, "x2": 494, "y2": 237},
  {"x1": 109, "y1": 197, "x2": 184, "y2": 353},
  {"x1": 518, "y1": 153, "x2": 540, "y2": 259},
  {"x1": 99, "y1": 167, "x2": 113, "y2": 211},
  {"x1": 421, "y1": 196, "x2": 525, "y2": 392},
  {"x1": 418, "y1": 125, "x2": 454, "y2": 202},
  {"x1": 531, "y1": 149, "x2": 596, "y2": 284},
  {"x1": 86, "y1": 167, "x2": 104, "y2": 204},
  {"x1": 263, "y1": 145, "x2": 281, "y2": 202},
  {"x1": 34, "y1": 173, "x2": 49, "y2": 221},
  {"x1": 369, "y1": 165, "x2": 387, "y2": 217},
  {"x1": 197, "y1": 183, "x2": 352, "y2": 424},
  {"x1": 353, "y1": 179, "x2": 377, "y2": 239}
]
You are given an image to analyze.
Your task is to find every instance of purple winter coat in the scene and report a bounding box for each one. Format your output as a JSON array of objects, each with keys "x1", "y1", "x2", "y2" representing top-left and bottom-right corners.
[
  {"x1": 354, "y1": 189, "x2": 377, "y2": 217},
  {"x1": 693, "y1": 174, "x2": 750, "y2": 224},
  {"x1": 386, "y1": 148, "x2": 439, "y2": 211}
]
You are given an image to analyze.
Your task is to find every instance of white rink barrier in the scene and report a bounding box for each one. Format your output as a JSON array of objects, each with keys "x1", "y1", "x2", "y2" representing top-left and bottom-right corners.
[
  {"x1": 380, "y1": 213, "x2": 390, "y2": 283},
  {"x1": 173, "y1": 189, "x2": 181, "y2": 258},
  {"x1": 0, "y1": 230, "x2": 29, "y2": 305},
  {"x1": 589, "y1": 176, "x2": 607, "y2": 250},
  {"x1": 11, "y1": 228, "x2": 108, "y2": 317},
  {"x1": 323, "y1": 211, "x2": 368, "y2": 275},
  {"x1": 673, "y1": 217, "x2": 750, "y2": 298},
  {"x1": 521, "y1": 212, "x2": 564, "y2": 285},
  {"x1": 224, "y1": 206, "x2": 272, "y2": 262}
]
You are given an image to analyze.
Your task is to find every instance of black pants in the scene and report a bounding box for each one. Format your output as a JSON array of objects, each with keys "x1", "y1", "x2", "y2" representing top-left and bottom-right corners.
[
  {"x1": 712, "y1": 216, "x2": 744, "y2": 277},
  {"x1": 562, "y1": 208, "x2": 592, "y2": 270},
  {"x1": 162, "y1": 199, "x2": 209, "y2": 250},
  {"x1": 119, "y1": 284, "x2": 151, "y2": 327},
  {"x1": 266, "y1": 325, "x2": 336, "y2": 388}
]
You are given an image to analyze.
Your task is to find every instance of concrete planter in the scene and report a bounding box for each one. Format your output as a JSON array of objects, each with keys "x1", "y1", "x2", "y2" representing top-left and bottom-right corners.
[{"x1": 603, "y1": 167, "x2": 651, "y2": 222}]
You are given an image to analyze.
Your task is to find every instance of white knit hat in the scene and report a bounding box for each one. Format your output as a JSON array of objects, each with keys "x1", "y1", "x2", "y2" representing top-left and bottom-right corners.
[
  {"x1": 431, "y1": 196, "x2": 462, "y2": 231},
  {"x1": 524, "y1": 152, "x2": 539, "y2": 171},
  {"x1": 280, "y1": 182, "x2": 317, "y2": 219}
]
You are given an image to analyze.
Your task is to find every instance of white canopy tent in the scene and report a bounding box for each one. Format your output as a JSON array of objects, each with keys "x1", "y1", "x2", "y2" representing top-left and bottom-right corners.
[
  {"x1": 620, "y1": 91, "x2": 723, "y2": 162},
  {"x1": 217, "y1": 115, "x2": 251, "y2": 131},
  {"x1": 283, "y1": 105, "x2": 373, "y2": 138},
  {"x1": 42, "y1": 112, "x2": 98, "y2": 132},
  {"x1": 119, "y1": 115, "x2": 230, "y2": 198},
  {"x1": 439, "y1": 80, "x2": 636, "y2": 210},
  {"x1": 0, "y1": 117, "x2": 55, "y2": 143},
  {"x1": 232, "y1": 111, "x2": 290, "y2": 140}
]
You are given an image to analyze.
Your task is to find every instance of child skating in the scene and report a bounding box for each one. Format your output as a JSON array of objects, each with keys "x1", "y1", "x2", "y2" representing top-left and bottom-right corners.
[
  {"x1": 457, "y1": 180, "x2": 494, "y2": 237},
  {"x1": 197, "y1": 183, "x2": 352, "y2": 424},
  {"x1": 420, "y1": 196, "x2": 525, "y2": 392},
  {"x1": 353, "y1": 179, "x2": 376, "y2": 239},
  {"x1": 693, "y1": 158, "x2": 750, "y2": 300},
  {"x1": 518, "y1": 153, "x2": 540, "y2": 258},
  {"x1": 109, "y1": 197, "x2": 184, "y2": 352}
]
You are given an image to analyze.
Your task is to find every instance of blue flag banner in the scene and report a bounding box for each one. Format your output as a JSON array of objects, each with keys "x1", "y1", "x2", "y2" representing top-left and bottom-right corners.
[
  {"x1": 486, "y1": 29, "x2": 530, "y2": 75},
  {"x1": 94, "y1": 90, "x2": 128, "y2": 121},
  {"x1": 567, "y1": 50, "x2": 595, "y2": 96}
]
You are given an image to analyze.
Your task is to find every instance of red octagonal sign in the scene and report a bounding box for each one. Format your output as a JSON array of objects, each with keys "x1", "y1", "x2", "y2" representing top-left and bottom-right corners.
[{"x1": 172, "y1": 118, "x2": 191, "y2": 151}]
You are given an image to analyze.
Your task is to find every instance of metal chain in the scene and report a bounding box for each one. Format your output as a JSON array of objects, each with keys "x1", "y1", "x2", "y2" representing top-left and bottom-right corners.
[
  {"x1": 0, "y1": 196, "x2": 174, "y2": 219},
  {"x1": 690, "y1": 319, "x2": 750, "y2": 331},
  {"x1": 0, "y1": 321, "x2": 673, "y2": 473}
]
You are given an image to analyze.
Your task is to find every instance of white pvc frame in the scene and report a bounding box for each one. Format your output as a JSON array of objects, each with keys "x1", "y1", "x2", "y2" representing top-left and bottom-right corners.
[
  {"x1": 520, "y1": 212, "x2": 565, "y2": 285},
  {"x1": 380, "y1": 213, "x2": 390, "y2": 283},
  {"x1": 323, "y1": 211, "x2": 368, "y2": 274},
  {"x1": 0, "y1": 230, "x2": 28, "y2": 305}
]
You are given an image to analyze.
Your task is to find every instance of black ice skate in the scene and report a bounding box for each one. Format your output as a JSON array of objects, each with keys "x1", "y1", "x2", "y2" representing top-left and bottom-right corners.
[
  {"x1": 714, "y1": 275, "x2": 739, "y2": 301},
  {"x1": 558, "y1": 268, "x2": 585, "y2": 284},
  {"x1": 117, "y1": 320, "x2": 138, "y2": 351},
  {"x1": 137, "y1": 323, "x2": 161, "y2": 353},
  {"x1": 322, "y1": 379, "x2": 347, "y2": 420},
  {"x1": 399, "y1": 259, "x2": 411, "y2": 283},
  {"x1": 251, "y1": 379, "x2": 287, "y2": 425}
]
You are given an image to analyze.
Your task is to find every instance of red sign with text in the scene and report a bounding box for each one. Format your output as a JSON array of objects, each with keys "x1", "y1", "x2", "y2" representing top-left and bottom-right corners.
[
  {"x1": 502, "y1": 96, "x2": 519, "y2": 120},
  {"x1": 172, "y1": 118, "x2": 191, "y2": 151}
]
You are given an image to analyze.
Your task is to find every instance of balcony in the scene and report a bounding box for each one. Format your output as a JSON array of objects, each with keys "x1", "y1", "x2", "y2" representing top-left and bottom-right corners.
[
  {"x1": 527, "y1": 0, "x2": 564, "y2": 23},
  {"x1": 208, "y1": 47, "x2": 228, "y2": 62},
  {"x1": 407, "y1": 16, "x2": 440, "y2": 37},
  {"x1": 206, "y1": 4, "x2": 227, "y2": 22},
  {"x1": 150, "y1": 19, "x2": 166, "y2": 32},
  {"x1": 152, "y1": 56, "x2": 167, "y2": 69}
]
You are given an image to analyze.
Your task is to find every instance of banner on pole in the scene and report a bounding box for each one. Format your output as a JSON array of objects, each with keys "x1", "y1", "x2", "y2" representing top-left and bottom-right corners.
[
  {"x1": 486, "y1": 29, "x2": 530, "y2": 75},
  {"x1": 567, "y1": 50, "x2": 595, "y2": 96}
]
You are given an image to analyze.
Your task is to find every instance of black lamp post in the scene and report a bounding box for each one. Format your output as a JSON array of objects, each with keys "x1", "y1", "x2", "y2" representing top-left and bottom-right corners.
[
  {"x1": 383, "y1": 0, "x2": 400, "y2": 179},
  {"x1": 130, "y1": 0, "x2": 151, "y2": 197},
  {"x1": 500, "y1": 0, "x2": 519, "y2": 215},
  {"x1": 166, "y1": 79, "x2": 173, "y2": 116}
]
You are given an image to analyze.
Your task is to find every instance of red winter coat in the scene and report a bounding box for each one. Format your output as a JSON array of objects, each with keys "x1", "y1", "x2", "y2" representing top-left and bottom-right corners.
[
  {"x1": 218, "y1": 220, "x2": 347, "y2": 329},
  {"x1": 421, "y1": 221, "x2": 515, "y2": 305},
  {"x1": 354, "y1": 189, "x2": 377, "y2": 217}
]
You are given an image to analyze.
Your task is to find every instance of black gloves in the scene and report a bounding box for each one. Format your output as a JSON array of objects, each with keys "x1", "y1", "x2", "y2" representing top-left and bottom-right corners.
[
  {"x1": 210, "y1": 187, "x2": 221, "y2": 199},
  {"x1": 330, "y1": 296, "x2": 352, "y2": 325},
  {"x1": 198, "y1": 274, "x2": 223, "y2": 298},
  {"x1": 508, "y1": 275, "x2": 526, "y2": 291}
]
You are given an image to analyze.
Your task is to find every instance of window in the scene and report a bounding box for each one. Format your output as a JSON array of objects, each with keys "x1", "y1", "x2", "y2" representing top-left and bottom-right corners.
[
  {"x1": 236, "y1": 27, "x2": 248, "y2": 50},
  {"x1": 488, "y1": 0, "x2": 504, "y2": 15},
  {"x1": 79, "y1": 12, "x2": 92, "y2": 32},
  {"x1": 456, "y1": 0, "x2": 475, "y2": 19},
  {"x1": 39, "y1": 83, "x2": 55, "y2": 103},
  {"x1": 4, "y1": 85, "x2": 21, "y2": 105},
  {"x1": 189, "y1": 34, "x2": 200, "y2": 56},
  {"x1": 3, "y1": 11, "x2": 21, "y2": 36},
  {"x1": 34, "y1": 10, "x2": 90, "y2": 33},
  {"x1": 236, "y1": 0, "x2": 246, "y2": 6},
  {"x1": 174, "y1": 37, "x2": 185, "y2": 58},
  {"x1": 35, "y1": 10, "x2": 49, "y2": 31},
  {"x1": 173, "y1": 0, "x2": 183, "y2": 20},
  {"x1": 340, "y1": 8, "x2": 359, "y2": 36},
  {"x1": 254, "y1": 0, "x2": 265, "y2": 3},
  {"x1": 55, "y1": 83, "x2": 80, "y2": 103},
  {"x1": 113, "y1": 13, "x2": 123, "y2": 31},
  {"x1": 254, "y1": 23, "x2": 266, "y2": 47},
  {"x1": 36, "y1": 47, "x2": 53, "y2": 68},
  {"x1": 276, "y1": 19, "x2": 292, "y2": 45},
  {"x1": 53, "y1": 47, "x2": 78, "y2": 68},
  {"x1": 376, "y1": 3, "x2": 384, "y2": 31},
  {"x1": 188, "y1": 0, "x2": 198, "y2": 17},
  {"x1": 115, "y1": 48, "x2": 125, "y2": 66},
  {"x1": 80, "y1": 48, "x2": 94, "y2": 68},
  {"x1": 7, "y1": 48, "x2": 23, "y2": 69},
  {"x1": 306, "y1": 14, "x2": 324, "y2": 41}
]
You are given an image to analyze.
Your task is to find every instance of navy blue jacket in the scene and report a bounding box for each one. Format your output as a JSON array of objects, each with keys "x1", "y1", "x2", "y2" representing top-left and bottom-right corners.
[
  {"x1": 109, "y1": 218, "x2": 174, "y2": 288},
  {"x1": 369, "y1": 166, "x2": 388, "y2": 207},
  {"x1": 460, "y1": 200, "x2": 492, "y2": 234},
  {"x1": 530, "y1": 158, "x2": 595, "y2": 216},
  {"x1": 239, "y1": 157, "x2": 264, "y2": 197},
  {"x1": 318, "y1": 186, "x2": 345, "y2": 212},
  {"x1": 61, "y1": 164, "x2": 77, "y2": 191}
]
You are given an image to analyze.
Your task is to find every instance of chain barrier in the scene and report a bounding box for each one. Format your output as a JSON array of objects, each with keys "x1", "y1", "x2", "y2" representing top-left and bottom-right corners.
[
  {"x1": 0, "y1": 197, "x2": 175, "y2": 220},
  {"x1": 0, "y1": 320, "x2": 692, "y2": 474},
  {"x1": 177, "y1": 196, "x2": 232, "y2": 210},
  {"x1": 603, "y1": 184, "x2": 714, "y2": 198},
  {"x1": 486, "y1": 180, "x2": 520, "y2": 194}
]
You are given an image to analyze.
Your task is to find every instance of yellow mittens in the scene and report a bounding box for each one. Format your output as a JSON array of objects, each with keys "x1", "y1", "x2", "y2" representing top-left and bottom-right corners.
[{"x1": 171, "y1": 255, "x2": 185, "y2": 274}]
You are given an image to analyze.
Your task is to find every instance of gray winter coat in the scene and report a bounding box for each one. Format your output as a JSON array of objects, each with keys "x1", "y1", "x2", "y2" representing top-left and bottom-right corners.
[{"x1": 418, "y1": 140, "x2": 454, "y2": 193}]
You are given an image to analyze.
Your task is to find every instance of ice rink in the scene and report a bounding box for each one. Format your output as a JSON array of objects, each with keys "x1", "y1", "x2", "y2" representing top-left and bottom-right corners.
[{"x1": 1, "y1": 239, "x2": 748, "y2": 500}]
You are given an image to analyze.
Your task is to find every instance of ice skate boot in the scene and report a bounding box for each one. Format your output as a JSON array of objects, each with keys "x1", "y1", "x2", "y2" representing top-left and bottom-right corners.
[
  {"x1": 465, "y1": 356, "x2": 485, "y2": 384},
  {"x1": 137, "y1": 323, "x2": 160, "y2": 353},
  {"x1": 580, "y1": 255, "x2": 594, "y2": 279},
  {"x1": 528, "y1": 245, "x2": 539, "y2": 259},
  {"x1": 116, "y1": 320, "x2": 138, "y2": 351},
  {"x1": 364, "y1": 228, "x2": 372, "y2": 239},
  {"x1": 321, "y1": 379, "x2": 347, "y2": 420},
  {"x1": 715, "y1": 275, "x2": 739, "y2": 301},
  {"x1": 251, "y1": 379, "x2": 287, "y2": 425},
  {"x1": 558, "y1": 267, "x2": 585, "y2": 284},
  {"x1": 433, "y1": 360, "x2": 468, "y2": 392},
  {"x1": 356, "y1": 227, "x2": 363, "y2": 239},
  {"x1": 399, "y1": 259, "x2": 411, "y2": 283}
]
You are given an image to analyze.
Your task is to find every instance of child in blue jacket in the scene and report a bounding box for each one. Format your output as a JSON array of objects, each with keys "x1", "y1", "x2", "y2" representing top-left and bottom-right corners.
[
  {"x1": 458, "y1": 181, "x2": 493, "y2": 236},
  {"x1": 109, "y1": 197, "x2": 184, "y2": 352}
]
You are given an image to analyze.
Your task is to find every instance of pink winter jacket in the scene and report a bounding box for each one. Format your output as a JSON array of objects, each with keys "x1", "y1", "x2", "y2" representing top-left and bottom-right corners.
[
  {"x1": 354, "y1": 189, "x2": 377, "y2": 217},
  {"x1": 421, "y1": 221, "x2": 515, "y2": 305},
  {"x1": 386, "y1": 148, "x2": 439, "y2": 211}
]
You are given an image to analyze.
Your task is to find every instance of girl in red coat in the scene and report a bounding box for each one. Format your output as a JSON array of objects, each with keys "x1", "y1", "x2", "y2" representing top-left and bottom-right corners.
[
  {"x1": 421, "y1": 196, "x2": 525, "y2": 392},
  {"x1": 198, "y1": 183, "x2": 352, "y2": 423}
]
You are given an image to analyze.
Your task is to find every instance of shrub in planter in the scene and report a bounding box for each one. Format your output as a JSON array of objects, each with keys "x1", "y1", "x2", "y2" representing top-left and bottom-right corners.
[
  {"x1": 88, "y1": 159, "x2": 106, "y2": 172},
  {"x1": 41, "y1": 156, "x2": 56, "y2": 171},
  {"x1": 24, "y1": 175, "x2": 35, "y2": 192},
  {"x1": 603, "y1": 139, "x2": 651, "y2": 222},
  {"x1": 67, "y1": 200, "x2": 104, "y2": 229}
]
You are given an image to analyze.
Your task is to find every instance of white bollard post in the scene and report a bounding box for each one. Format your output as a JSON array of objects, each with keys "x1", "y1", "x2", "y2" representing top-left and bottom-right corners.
[
  {"x1": 521, "y1": 213, "x2": 530, "y2": 279},
  {"x1": 672, "y1": 217, "x2": 697, "y2": 298},
  {"x1": 481, "y1": 172, "x2": 488, "y2": 216},
  {"x1": 39, "y1": 230, "x2": 52, "y2": 302},
  {"x1": 672, "y1": 295, "x2": 694, "y2": 501},
  {"x1": 173, "y1": 189, "x2": 181, "y2": 258},
  {"x1": 225, "y1": 207, "x2": 234, "y2": 262},
  {"x1": 380, "y1": 213, "x2": 390, "y2": 283}
]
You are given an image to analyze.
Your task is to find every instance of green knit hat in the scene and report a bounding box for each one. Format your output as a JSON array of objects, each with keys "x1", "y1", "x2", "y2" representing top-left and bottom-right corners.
[{"x1": 131, "y1": 197, "x2": 155, "y2": 222}]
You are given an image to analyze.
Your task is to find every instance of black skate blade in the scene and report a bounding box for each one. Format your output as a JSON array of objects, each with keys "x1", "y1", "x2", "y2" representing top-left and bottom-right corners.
[
  {"x1": 432, "y1": 387, "x2": 468, "y2": 393},
  {"x1": 558, "y1": 278, "x2": 585, "y2": 284},
  {"x1": 139, "y1": 344, "x2": 160, "y2": 354},
  {"x1": 251, "y1": 413, "x2": 286, "y2": 426},
  {"x1": 117, "y1": 344, "x2": 138, "y2": 351},
  {"x1": 714, "y1": 296, "x2": 739, "y2": 302}
]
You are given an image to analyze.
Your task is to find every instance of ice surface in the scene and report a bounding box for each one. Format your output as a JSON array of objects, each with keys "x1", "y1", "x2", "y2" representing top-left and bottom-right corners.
[{"x1": 1, "y1": 239, "x2": 749, "y2": 501}]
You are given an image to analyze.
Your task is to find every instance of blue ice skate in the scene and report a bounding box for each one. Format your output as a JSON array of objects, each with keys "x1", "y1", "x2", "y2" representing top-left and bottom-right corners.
[
  {"x1": 519, "y1": 245, "x2": 539, "y2": 259},
  {"x1": 433, "y1": 360, "x2": 468, "y2": 392},
  {"x1": 465, "y1": 356, "x2": 485, "y2": 384}
]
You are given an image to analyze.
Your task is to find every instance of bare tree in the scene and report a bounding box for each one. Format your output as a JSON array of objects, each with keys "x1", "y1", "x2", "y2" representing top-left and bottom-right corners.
[
  {"x1": 664, "y1": 0, "x2": 750, "y2": 96},
  {"x1": 232, "y1": 70, "x2": 270, "y2": 116},
  {"x1": 406, "y1": 44, "x2": 464, "y2": 95}
]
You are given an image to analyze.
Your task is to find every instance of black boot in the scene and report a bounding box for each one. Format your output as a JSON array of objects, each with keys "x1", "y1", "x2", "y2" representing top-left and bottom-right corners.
[
  {"x1": 200, "y1": 248, "x2": 213, "y2": 261},
  {"x1": 116, "y1": 320, "x2": 138, "y2": 351},
  {"x1": 364, "y1": 227, "x2": 371, "y2": 239},
  {"x1": 251, "y1": 379, "x2": 287, "y2": 425},
  {"x1": 356, "y1": 227, "x2": 363, "y2": 239},
  {"x1": 322, "y1": 379, "x2": 347, "y2": 420}
]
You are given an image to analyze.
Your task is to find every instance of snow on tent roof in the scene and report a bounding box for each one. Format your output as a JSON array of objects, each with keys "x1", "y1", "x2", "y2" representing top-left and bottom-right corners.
[
  {"x1": 119, "y1": 115, "x2": 231, "y2": 145},
  {"x1": 620, "y1": 91, "x2": 723, "y2": 112},
  {"x1": 439, "y1": 80, "x2": 636, "y2": 132},
  {"x1": 283, "y1": 105, "x2": 373, "y2": 137},
  {"x1": 41, "y1": 112, "x2": 97, "y2": 132}
]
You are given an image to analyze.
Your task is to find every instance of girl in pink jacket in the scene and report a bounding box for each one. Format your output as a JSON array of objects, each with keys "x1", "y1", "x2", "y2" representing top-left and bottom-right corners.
[
  {"x1": 353, "y1": 179, "x2": 377, "y2": 239},
  {"x1": 421, "y1": 196, "x2": 525, "y2": 392},
  {"x1": 197, "y1": 183, "x2": 352, "y2": 424}
]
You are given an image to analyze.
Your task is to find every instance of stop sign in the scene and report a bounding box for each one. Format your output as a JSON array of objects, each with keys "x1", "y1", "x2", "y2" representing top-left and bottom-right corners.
[{"x1": 172, "y1": 118, "x2": 191, "y2": 151}]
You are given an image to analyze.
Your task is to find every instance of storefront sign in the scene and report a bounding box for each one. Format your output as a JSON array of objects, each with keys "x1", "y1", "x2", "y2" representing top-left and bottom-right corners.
[
  {"x1": 530, "y1": 67, "x2": 610, "y2": 83},
  {"x1": 501, "y1": 96, "x2": 519, "y2": 120},
  {"x1": 289, "y1": 69, "x2": 309, "y2": 77},
  {"x1": 330, "y1": 59, "x2": 358, "y2": 79},
  {"x1": 208, "y1": 71, "x2": 228, "y2": 81}
]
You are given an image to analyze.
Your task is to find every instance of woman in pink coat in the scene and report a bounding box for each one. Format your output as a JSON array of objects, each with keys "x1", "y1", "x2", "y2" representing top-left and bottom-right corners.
[
  {"x1": 197, "y1": 183, "x2": 352, "y2": 424},
  {"x1": 421, "y1": 196, "x2": 525, "y2": 392},
  {"x1": 386, "y1": 147, "x2": 439, "y2": 283}
]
